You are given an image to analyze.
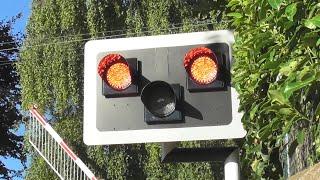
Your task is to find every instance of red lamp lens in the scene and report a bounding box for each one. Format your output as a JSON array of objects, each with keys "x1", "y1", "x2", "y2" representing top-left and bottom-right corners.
[
  {"x1": 184, "y1": 47, "x2": 218, "y2": 85},
  {"x1": 98, "y1": 54, "x2": 132, "y2": 91}
]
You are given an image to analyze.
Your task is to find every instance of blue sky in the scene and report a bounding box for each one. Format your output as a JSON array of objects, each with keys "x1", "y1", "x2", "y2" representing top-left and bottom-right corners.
[
  {"x1": 1, "y1": 0, "x2": 31, "y2": 179},
  {"x1": 1, "y1": 0, "x2": 31, "y2": 34}
]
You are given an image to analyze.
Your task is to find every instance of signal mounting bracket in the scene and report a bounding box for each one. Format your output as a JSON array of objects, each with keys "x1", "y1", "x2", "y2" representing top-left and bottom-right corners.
[{"x1": 161, "y1": 142, "x2": 240, "y2": 180}]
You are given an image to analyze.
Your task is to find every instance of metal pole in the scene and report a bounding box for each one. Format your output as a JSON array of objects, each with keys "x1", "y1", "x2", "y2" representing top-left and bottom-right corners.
[
  {"x1": 283, "y1": 133, "x2": 290, "y2": 179},
  {"x1": 224, "y1": 149, "x2": 240, "y2": 180},
  {"x1": 161, "y1": 142, "x2": 178, "y2": 161}
]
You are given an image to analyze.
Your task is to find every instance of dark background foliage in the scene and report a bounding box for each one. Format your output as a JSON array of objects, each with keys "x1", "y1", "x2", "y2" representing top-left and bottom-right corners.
[{"x1": 0, "y1": 15, "x2": 26, "y2": 179}]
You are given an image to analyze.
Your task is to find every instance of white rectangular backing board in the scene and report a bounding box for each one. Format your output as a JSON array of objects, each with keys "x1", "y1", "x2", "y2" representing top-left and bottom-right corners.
[{"x1": 84, "y1": 30, "x2": 246, "y2": 145}]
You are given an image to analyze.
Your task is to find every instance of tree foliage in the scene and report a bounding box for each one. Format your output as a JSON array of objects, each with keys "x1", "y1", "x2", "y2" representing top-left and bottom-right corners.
[
  {"x1": 228, "y1": 0, "x2": 320, "y2": 178},
  {"x1": 19, "y1": 0, "x2": 229, "y2": 179},
  {"x1": 0, "y1": 16, "x2": 26, "y2": 179}
]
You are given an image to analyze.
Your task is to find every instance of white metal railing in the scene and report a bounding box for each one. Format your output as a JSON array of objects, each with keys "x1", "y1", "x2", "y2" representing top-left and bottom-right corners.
[{"x1": 28, "y1": 108, "x2": 97, "y2": 180}]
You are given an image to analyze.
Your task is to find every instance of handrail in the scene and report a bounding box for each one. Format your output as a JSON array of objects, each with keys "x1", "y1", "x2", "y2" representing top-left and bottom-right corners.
[{"x1": 29, "y1": 108, "x2": 97, "y2": 180}]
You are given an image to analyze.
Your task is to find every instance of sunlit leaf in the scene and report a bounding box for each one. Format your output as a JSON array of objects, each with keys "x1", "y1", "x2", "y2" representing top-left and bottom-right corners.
[
  {"x1": 279, "y1": 60, "x2": 298, "y2": 76},
  {"x1": 279, "y1": 108, "x2": 292, "y2": 115},
  {"x1": 250, "y1": 105, "x2": 259, "y2": 120},
  {"x1": 298, "y1": 67, "x2": 313, "y2": 81},
  {"x1": 268, "y1": 90, "x2": 289, "y2": 104},
  {"x1": 316, "y1": 138, "x2": 320, "y2": 157},
  {"x1": 316, "y1": 38, "x2": 320, "y2": 46},
  {"x1": 267, "y1": 0, "x2": 283, "y2": 9},
  {"x1": 305, "y1": 20, "x2": 317, "y2": 29},
  {"x1": 315, "y1": 103, "x2": 320, "y2": 120},
  {"x1": 283, "y1": 72, "x2": 316, "y2": 98},
  {"x1": 227, "y1": 0, "x2": 239, "y2": 7},
  {"x1": 285, "y1": 3, "x2": 297, "y2": 21},
  {"x1": 304, "y1": 15, "x2": 320, "y2": 29},
  {"x1": 227, "y1": 12, "x2": 243, "y2": 18},
  {"x1": 251, "y1": 159, "x2": 260, "y2": 171}
]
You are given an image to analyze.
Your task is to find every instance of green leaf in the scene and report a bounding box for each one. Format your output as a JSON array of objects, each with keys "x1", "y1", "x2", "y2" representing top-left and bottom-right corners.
[
  {"x1": 304, "y1": 15, "x2": 320, "y2": 29},
  {"x1": 285, "y1": 3, "x2": 297, "y2": 21},
  {"x1": 297, "y1": 130, "x2": 305, "y2": 145},
  {"x1": 305, "y1": 20, "x2": 317, "y2": 29},
  {"x1": 227, "y1": 12, "x2": 243, "y2": 18},
  {"x1": 283, "y1": 71, "x2": 316, "y2": 98},
  {"x1": 250, "y1": 105, "x2": 259, "y2": 120},
  {"x1": 268, "y1": 90, "x2": 289, "y2": 104},
  {"x1": 279, "y1": 60, "x2": 298, "y2": 76},
  {"x1": 297, "y1": 66, "x2": 312, "y2": 81},
  {"x1": 279, "y1": 108, "x2": 292, "y2": 115},
  {"x1": 267, "y1": 0, "x2": 283, "y2": 9},
  {"x1": 283, "y1": 21, "x2": 295, "y2": 29},
  {"x1": 227, "y1": 0, "x2": 239, "y2": 7},
  {"x1": 263, "y1": 61, "x2": 281, "y2": 70},
  {"x1": 315, "y1": 102, "x2": 320, "y2": 119},
  {"x1": 259, "y1": 124, "x2": 272, "y2": 140},
  {"x1": 269, "y1": 48, "x2": 276, "y2": 60},
  {"x1": 316, "y1": 38, "x2": 320, "y2": 46},
  {"x1": 282, "y1": 118, "x2": 294, "y2": 136},
  {"x1": 251, "y1": 159, "x2": 260, "y2": 171}
]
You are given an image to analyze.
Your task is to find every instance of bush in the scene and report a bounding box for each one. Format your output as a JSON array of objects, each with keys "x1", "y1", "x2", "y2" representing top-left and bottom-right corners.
[{"x1": 228, "y1": 0, "x2": 320, "y2": 178}]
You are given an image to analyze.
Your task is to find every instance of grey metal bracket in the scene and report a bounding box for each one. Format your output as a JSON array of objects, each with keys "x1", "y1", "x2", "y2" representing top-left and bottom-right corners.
[{"x1": 161, "y1": 142, "x2": 237, "y2": 163}]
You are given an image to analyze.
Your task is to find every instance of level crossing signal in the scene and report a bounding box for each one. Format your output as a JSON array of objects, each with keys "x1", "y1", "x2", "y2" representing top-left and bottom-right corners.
[{"x1": 83, "y1": 30, "x2": 246, "y2": 145}]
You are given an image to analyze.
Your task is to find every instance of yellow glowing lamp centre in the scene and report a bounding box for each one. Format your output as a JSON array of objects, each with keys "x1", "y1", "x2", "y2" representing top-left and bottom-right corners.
[
  {"x1": 106, "y1": 63, "x2": 132, "y2": 90},
  {"x1": 190, "y1": 56, "x2": 218, "y2": 85}
]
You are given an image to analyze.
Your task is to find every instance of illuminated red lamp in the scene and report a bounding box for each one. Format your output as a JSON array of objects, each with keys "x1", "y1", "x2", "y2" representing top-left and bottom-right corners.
[
  {"x1": 184, "y1": 47, "x2": 225, "y2": 92},
  {"x1": 184, "y1": 47, "x2": 218, "y2": 84},
  {"x1": 98, "y1": 54, "x2": 132, "y2": 91},
  {"x1": 98, "y1": 54, "x2": 139, "y2": 98}
]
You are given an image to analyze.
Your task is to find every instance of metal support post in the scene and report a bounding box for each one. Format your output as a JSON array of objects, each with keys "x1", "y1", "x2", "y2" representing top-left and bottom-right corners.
[
  {"x1": 161, "y1": 142, "x2": 241, "y2": 179},
  {"x1": 224, "y1": 149, "x2": 240, "y2": 180},
  {"x1": 161, "y1": 142, "x2": 178, "y2": 162}
]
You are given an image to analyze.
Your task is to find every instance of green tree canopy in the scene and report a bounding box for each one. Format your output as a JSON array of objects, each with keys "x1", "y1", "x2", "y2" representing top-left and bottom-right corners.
[
  {"x1": 19, "y1": 1, "x2": 229, "y2": 179},
  {"x1": 0, "y1": 16, "x2": 26, "y2": 179},
  {"x1": 229, "y1": 0, "x2": 320, "y2": 178}
]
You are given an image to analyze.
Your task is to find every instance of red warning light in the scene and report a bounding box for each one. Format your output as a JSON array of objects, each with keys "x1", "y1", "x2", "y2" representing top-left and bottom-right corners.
[
  {"x1": 184, "y1": 47, "x2": 218, "y2": 85},
  {"x1": 98, "y1": 54, "x2": 132, "y2": 91}
]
